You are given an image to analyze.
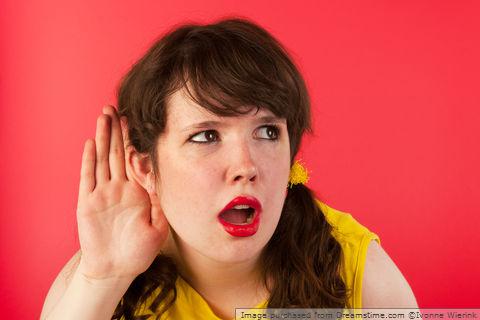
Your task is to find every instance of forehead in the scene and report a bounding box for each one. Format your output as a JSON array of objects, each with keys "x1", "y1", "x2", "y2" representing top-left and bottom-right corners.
[{"x1": 165, "y1": 88, "x2": 279, "y2": 129}]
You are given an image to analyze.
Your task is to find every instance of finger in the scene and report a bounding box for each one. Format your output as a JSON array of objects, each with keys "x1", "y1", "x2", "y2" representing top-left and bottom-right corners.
[
  {"x1": 102, "y1": 106, "x2": 127, "y2": 181},
  {"x1": 79, "y1": 139, "x2": 96, "y2": 197},
  {"x1": 95, "y1": 114, "x2": 111, "y2": 183},
  {"x1": 120, "y1": 116, "x2": 134, "y2": 181}
]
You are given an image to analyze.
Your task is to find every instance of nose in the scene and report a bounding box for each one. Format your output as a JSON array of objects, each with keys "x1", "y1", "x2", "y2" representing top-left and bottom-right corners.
[{"x1": 226, "y1": 141, "x2": 258, "y2": 185}]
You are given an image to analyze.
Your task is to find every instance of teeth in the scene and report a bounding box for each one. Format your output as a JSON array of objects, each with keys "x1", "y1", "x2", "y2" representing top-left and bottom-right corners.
[{"x1": 233, "y1": 204, "x2": 250, "y2": 209}]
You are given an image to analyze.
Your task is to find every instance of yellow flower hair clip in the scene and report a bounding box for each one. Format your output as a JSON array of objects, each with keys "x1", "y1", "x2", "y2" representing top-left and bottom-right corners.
[{"x1": 288, "y1": 160, "x2": 310, "y2": 188}]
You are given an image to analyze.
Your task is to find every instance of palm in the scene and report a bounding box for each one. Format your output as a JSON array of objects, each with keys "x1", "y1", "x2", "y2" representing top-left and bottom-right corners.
[{"x1": 76, "y1": 106, "x2": 168, "y2": 280}]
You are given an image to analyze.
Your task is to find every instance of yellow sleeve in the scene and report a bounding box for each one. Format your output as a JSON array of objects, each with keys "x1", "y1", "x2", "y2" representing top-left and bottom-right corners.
[{"x1": 316, "y1": 200, "x2": 380, "y2": 308}]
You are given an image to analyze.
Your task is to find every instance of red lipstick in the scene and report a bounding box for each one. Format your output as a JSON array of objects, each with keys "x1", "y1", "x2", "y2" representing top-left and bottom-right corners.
[{"x1": 218, "y1": 196, "x2": 262, "y2": 237}]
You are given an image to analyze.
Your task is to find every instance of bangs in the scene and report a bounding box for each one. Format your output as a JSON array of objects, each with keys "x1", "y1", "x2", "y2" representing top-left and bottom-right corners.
[
  {"x1": 118, "y1": 18, "x2": 311, "y2": 159},
  {"x1": 168, "y1": 23, "x2": 299, "y2": 122}
]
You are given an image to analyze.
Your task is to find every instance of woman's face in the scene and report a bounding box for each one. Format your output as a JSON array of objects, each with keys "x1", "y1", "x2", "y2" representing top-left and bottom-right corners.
[{"x1": 155, "y1": 88, "x2": 291, "y2": 263}]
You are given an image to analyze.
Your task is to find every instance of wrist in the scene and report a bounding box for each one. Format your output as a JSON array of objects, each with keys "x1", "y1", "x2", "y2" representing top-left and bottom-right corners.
[
  {"x1": 77, "y1": 258, "x2": 138, "y2": 288},
  {"x1": 45, "y1": 268, "x2": 135, "y2": 320},
  {"x1": 76, "y1": 270, "x2": 136, "y2": 291}
]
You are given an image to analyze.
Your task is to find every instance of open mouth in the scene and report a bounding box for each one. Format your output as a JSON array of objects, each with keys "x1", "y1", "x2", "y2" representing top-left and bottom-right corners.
[
  {"x1": 217, "y1": 196, "x2": 262, "y2": 237},
  {"x1": 218, "y1": 205, "x2": 256, "y2": 225}
]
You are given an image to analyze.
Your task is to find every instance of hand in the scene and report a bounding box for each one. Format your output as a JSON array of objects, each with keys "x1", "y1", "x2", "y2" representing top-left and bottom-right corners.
[{"x1": 76, "y1": 106, "x2": 168, "y2": 281}]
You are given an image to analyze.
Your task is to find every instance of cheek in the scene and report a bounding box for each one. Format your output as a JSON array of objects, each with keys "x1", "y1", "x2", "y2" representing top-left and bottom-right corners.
[
  {"x1": 156, "y1": 152, "x2": 221, "y2": 216},
  {"x1": 256, "y1": 145, "x2": 290, "y2": 184},
  {"x1": 158, "y1": 147, "x2": 218, "y2": 186}
]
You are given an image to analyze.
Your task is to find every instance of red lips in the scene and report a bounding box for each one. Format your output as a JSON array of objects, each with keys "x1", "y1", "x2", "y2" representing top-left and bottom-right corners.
[{"x1": 218, "y1": 196, "x2": 262, "y2": 237}]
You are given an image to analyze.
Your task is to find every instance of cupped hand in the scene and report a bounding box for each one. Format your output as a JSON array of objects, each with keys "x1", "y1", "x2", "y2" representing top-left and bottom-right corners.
[{"x1": 76, "y1": 106, "x2": 168, "y2": 281}]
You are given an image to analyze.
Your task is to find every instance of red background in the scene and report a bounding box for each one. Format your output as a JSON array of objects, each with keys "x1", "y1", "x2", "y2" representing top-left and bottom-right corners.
[{"x1": 1, "y1": 1, "x2": 479, "y2": 318}]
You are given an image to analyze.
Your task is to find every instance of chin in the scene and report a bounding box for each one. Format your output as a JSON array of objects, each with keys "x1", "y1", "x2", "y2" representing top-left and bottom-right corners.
[{"x1": 206, "y1": 236, "x2": 269, "y2": 264}]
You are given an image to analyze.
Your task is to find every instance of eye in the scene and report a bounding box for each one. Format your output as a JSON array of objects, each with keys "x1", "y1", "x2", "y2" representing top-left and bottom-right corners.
[
  {"x1": 188, "y1": 130, "x2": 219, "y2": 144},
  {"x1": 256, "y1": 125, "x2": 280, "y2": 140}
]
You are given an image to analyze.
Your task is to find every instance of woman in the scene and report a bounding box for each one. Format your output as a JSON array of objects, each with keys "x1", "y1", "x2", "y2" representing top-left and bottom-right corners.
[{"x1": 41, "y1": 18, "x2": 417, "y2": 320}]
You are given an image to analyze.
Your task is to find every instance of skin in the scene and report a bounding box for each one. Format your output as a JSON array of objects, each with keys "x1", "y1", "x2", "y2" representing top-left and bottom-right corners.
[
  {"x1": 41, "y1": 89, "x2": 417, "y2": 320},
  {"x1": 76, "y1": 106, "x2": 169, "y2": 281},
  {"x1": 362, "y1": 241, "x2": 418, "y2": 306},
  {"x1": 154, "y1": 88, "x2": 290, "y2": 262},
  {"x1": 128, "y1": 88, "x2": 291, "y2": 317},
  {"x1": 39, "y1": 105, "x2": 171, "y2": 320}
]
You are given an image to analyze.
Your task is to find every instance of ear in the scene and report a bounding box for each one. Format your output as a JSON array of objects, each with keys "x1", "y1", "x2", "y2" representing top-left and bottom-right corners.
[{"x1": 126, "y1": 146, "x2": 156, "y2": 191}]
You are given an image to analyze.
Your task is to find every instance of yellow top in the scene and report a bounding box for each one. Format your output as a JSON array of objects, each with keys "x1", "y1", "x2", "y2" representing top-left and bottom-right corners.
[
  {"x1": 129, "y1": 201, "x2": 380, "y2": 319},
  {"x1": 316, "y1": 200, "x2": 381, "y2": 308}
]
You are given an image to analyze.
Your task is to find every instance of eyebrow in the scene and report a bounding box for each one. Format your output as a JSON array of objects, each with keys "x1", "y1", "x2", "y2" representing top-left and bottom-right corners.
[{"x1": 180, "y1": 115, "x2": 286, "y2": 132}]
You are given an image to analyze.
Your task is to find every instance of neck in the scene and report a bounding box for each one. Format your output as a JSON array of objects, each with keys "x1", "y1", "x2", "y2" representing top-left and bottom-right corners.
[{"x1": 162, "y1": 231, "x2": 268, "y2": 311}]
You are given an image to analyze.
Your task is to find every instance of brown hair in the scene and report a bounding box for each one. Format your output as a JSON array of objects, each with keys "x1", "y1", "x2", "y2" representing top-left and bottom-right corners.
[{"x1": 113, "y1": 17, "x2": 347, "y2": 319}]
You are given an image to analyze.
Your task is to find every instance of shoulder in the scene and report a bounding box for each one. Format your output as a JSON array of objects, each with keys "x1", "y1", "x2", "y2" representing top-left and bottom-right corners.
[
  {"x1": 317, "y1": 200, "x2": 417, "y2": 308},
  {"x1": 362, "y1": 241, "x2": 418, "y2": 307},
  {"x1": 316, "y1": 200, "x2": 379, "y2": 307},
  {"x1": 317, "y1": 200, "x2": 374, "y2": 236},
  {"x1": 316, "y1": 200, "x2": 380, "y2": 249},
  {"x1": 315, "y1": 200, "x2": 418, "y2": 308}
]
